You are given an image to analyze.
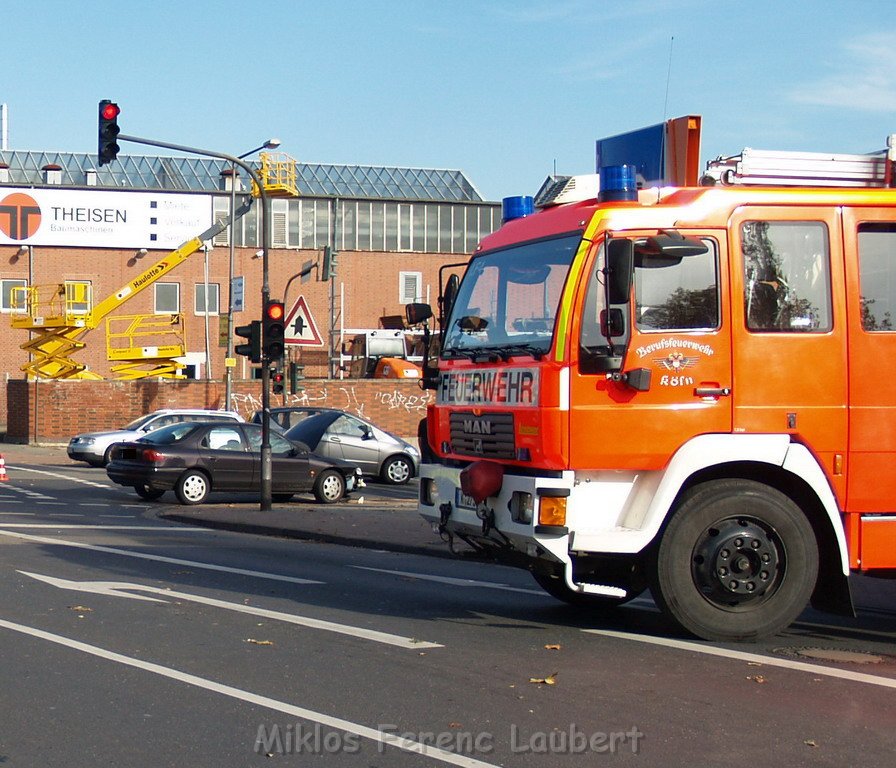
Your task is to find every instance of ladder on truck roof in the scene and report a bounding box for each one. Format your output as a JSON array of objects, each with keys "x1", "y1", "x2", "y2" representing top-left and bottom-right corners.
[{"x1": 702, "y1": 134, "x2": 896, "y2": 188}]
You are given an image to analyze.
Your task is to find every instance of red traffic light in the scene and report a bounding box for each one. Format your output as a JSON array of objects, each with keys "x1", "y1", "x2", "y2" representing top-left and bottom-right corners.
[
  {"x1": 265, "y1": 301, "x2": 284, "y2": 321},
  {"x1": 100, "y1": 102, "x2": 120, "y2": 120}
]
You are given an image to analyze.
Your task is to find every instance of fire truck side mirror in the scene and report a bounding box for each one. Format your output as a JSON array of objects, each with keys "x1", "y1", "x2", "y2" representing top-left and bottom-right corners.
[
  {"x1": 600, "y1": 308, "x2": 625, "y2": 338},
  {"x1": 406, "y1": 302, "x2": 433, "y2": 326},
  {"x1": 606, "y1": 239, "x2": 634, "y2": 304},
  {"x1": 611, "y1": 367, "x2": 652, "y2": 392},
  {"x1": 442, "y1": 274, "x2": 460, "y2": 322}
]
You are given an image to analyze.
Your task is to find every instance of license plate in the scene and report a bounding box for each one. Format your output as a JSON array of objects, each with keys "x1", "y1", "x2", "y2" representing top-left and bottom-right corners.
[{"x1": 455, "y1": 488, "x2": 478, "y2": 510}]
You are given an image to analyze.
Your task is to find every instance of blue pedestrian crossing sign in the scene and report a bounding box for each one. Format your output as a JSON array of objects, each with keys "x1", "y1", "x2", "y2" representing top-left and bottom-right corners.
[{"x1": 284, "y1": 295, "x2": 323, "y2": 346}]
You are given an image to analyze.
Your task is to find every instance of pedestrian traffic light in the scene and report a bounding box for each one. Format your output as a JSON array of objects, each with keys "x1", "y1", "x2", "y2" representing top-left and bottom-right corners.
[
  {"x1": 322, "y1": 246, "x2": 338, "y2": 280},
  {"x1": 235, "y1": 320, "x2": 261, "y2": 363},
  {"x1": 271, "y1": 368, "x2": 285, "y2": 395},
  {"x1": 263, "y1": 299, "x2": 285, "y2": 362},
  {"x1": 98, "y1": 99, "x2": 121, "y2": 166}
]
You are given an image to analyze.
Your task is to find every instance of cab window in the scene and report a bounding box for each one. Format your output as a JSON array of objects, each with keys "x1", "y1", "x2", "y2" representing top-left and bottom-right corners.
[
  {"x1": 635, "y1": 239, "x2": 719, "y2": 331},
  {"x1": 742, "y1": 221, "x2": 831, "y2": 332}
]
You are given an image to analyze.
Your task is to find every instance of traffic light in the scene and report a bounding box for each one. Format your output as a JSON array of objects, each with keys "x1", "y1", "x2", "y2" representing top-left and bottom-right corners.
[
  {"x1": 235, "y1": 320, "x2": 261, "y2": 363},
  {"x1": 263, "y1": 299, "x2": 285, "y2": 362},
  {"x1": 289, "y1": 361, "x2": 305, "y2": 393},
  {"x1": 97, "y1": 100, "x2": 121, "y2": 166},
  {"x1": 322, "y1": 246, "x2": 338, "y2": 280},
  {"x1": 271, "y1": 368, "x2": 285, "y2": 395}
]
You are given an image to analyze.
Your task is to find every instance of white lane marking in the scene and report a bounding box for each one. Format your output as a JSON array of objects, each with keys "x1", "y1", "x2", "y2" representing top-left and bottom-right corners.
[
  {"x1": 0, "y1": 618, "x2": 491, "y2": 768},
  {"x1": 352, "y1": 566, "x2": 544, "y2": 595},
  {"x1": 0, "y1": 529, "x2": 322, "y2": 585},
  {"x1": 0, "y1": 512, "x2": 34, "y2": 516},
  {"x1": 584, "y1": 629, "x2": 896, "y2": 689},
  {"x1": 0, "y1": 524, "x2": 206, "y2": 530},
  {"x1": 21, "y1": 571, "x2": 441, "y2": 650},
  {"x1": 6, "y1": 465, "x2": 110, "y2": 489}
]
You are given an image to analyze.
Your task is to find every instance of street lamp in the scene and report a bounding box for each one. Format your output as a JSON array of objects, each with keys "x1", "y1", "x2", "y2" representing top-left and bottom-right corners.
[{"x1": 225, "y1": 137, "x2": 281, "y2": 412}]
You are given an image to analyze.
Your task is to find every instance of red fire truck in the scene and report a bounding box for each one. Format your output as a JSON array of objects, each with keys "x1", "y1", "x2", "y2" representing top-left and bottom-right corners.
[{"x1": 408, "y1": 138, "x2": 896, "y2": 641}]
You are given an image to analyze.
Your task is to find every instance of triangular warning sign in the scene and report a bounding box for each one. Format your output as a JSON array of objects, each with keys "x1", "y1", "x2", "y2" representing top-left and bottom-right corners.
[{"x1": 284, "y1": 295, "x2": 323, "y2": 346}]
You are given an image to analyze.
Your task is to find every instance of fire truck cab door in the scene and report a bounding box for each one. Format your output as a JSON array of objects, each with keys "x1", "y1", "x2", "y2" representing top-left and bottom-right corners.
[
  {"x1": 570, "y1": 233, "x2": 732, "y2": 470},
  {"x1": 729, "y1": 207, "x2": 847, "y2": 501}
]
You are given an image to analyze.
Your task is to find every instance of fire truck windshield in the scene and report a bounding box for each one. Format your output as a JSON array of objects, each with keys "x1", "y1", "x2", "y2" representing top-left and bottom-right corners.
[{"x1": 442, "y1": 234, "x2": 580, "y2": 358}]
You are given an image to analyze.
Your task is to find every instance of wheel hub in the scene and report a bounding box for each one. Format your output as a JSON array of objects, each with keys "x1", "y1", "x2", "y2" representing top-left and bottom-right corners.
[{"x1": 692, "y1": 517, "x2": 782, "y2": 608}]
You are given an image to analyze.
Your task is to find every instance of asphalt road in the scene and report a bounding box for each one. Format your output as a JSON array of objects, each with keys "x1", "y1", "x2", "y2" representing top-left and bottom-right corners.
[{"x1": 0, "y1": 444, "x2": 894, "y2": 767}]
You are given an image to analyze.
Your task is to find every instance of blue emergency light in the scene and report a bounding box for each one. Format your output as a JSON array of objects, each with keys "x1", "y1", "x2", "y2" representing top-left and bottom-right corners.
[
  {"x1": 598, "y1": 164, "x2": 638, "y2": 202},
  {"x1": 502, "y1": 195, "x2": 535, "y2": 222}
]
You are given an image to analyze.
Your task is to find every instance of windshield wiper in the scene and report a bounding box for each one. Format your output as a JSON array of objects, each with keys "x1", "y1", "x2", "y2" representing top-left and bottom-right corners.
[{"x1": 501, "y1": 342, "x2": 547, "y2": 361}]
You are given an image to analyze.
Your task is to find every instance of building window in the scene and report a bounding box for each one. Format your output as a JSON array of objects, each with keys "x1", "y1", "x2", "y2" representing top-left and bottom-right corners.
[
  {"x1": 1, "y1": 279, "x2": 27, "y2": 312},
  {"x1": 195, "y1": 283, "x2": 220, "y2": 315},
  {"x1": 399, "y1": 271, "x2": 422, "y2": 304},
  {"x1": 155, "y1": 282, "x2": 180, "y2": 314}
]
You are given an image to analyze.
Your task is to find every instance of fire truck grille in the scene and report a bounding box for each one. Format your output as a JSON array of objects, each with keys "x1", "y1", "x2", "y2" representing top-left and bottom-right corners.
[{"x1": 449, "y1": 412, "x2": 515, "y2": 459}]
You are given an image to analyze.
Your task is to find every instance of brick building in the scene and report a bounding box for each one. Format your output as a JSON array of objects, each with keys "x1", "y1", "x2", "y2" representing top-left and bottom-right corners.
[{"x1": 0, "y1": 150, "x2": 501, "y2": 431}]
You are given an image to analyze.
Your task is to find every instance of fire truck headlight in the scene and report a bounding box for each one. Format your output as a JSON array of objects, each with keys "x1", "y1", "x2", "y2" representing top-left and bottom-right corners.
[
  {"x1": 509, "y1": 491, "x2": 534, "y2": 524},
  {"x1": 538, "y1": 495, "x2": 567, "y2": 528},
  {"x1": 420, "y1": 478, "x2": 436, "y2": 506}
]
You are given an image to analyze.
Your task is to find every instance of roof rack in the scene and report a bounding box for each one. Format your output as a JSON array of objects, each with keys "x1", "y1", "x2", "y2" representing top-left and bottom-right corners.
[{"x1": 702, "y1": 135, "x2": 896, "y2": 188}]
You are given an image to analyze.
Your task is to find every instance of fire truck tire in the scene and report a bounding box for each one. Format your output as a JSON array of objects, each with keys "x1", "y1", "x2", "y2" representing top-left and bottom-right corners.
[
  {"x1": 530, "y1": 571, "x2": 642, "y2": 609},
  {"x1": 651, "y1": 479, "x2": 819, "y2": 642}
]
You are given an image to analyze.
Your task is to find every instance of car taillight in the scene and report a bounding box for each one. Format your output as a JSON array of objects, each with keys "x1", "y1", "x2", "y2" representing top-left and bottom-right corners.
[{"x1": 141, "y1": 448, "x2": 165, "y2": 463}]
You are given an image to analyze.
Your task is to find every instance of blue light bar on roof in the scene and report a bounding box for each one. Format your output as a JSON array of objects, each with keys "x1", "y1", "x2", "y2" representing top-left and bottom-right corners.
[
  {"x1": 598, "y1": 164, "x2": 638, "y2": 202},
  {"x1": 502, "y1": 195, "x2": 535, "y2": 222}
]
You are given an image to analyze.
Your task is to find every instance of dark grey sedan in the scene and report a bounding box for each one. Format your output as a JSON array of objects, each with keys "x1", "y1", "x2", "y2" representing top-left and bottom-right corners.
[{"x1": 106, "y1": 421, "x2": 362, "y2": 505}]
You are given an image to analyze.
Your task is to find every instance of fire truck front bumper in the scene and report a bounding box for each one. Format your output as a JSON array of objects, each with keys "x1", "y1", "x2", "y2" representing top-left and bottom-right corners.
[{"x1": 417, "y1": 462, "x2": 575, "y2": 567}]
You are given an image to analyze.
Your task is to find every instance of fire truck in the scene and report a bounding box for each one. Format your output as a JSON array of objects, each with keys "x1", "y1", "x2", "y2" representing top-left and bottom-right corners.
[{"x1": 408, "y1": 137, "x2": 896, "y2": 642}]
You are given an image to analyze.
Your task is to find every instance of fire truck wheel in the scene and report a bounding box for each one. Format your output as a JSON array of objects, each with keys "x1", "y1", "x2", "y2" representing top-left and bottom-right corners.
[
  {"x1": 530, "y1": 571, "x2": 643, "y2": 609},
  {"x1": 652, "y1": 479, "x2": 819, "y2": 642}
]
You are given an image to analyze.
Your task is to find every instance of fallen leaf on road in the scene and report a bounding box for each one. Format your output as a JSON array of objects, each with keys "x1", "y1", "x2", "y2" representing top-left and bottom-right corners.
[
  {"x1": 69, "y1": 605, "x2": 92, "y2": 612},
  {"x1": 804, "y1": 740, "x2": 818, "y2": 748},
  {"x1": 544, "y1": 644, "x2": 561, "y2": 651},
  {"x1": 746, "y1": 675, "x2": 767, "y2": 684},
  {"x1": 529, "y1": 673, "x2": 558, "y2": 685},
  {"x1": 245, "y1": 639, "x2": 274, "y2": 646}
]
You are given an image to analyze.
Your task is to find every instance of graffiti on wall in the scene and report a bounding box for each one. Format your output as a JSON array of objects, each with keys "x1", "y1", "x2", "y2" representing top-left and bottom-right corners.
[{"x1": 230, "y1": 385, "x2": 432, "y2": 422}]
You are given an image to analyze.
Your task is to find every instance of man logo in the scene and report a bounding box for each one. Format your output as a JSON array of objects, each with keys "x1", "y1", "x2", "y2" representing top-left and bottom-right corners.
[{"x1": 0, "y1": 192, "x2": 42, "y2": 240}]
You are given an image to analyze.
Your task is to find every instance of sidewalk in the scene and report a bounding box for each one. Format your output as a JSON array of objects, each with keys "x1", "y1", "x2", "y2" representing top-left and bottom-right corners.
[{"x1": 0, "y1": 441, "x2": 456, "y2": 559}]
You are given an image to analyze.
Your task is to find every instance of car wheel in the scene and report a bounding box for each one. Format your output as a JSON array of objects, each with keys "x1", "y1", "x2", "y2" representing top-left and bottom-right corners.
[
  {"x1": 134, "y1": 485, "x2": 165, "y2": 501},
  {"x1": 102, "y1": 445, "x2": 116, "y2": 467},
  {"x1": 380, "y1": 455, "x2": 412, "y2": 485},
  {"x1": 651, "y1": 479, "x2": 819, "y2": 642},
  {"x1": 272, "y1": 493, "x2": 294, "y2": 503},
  {"x1": 175, "y1": 470, "x2": 211, "y2": 505},
  {"x1": 314, "y1": 470, "x2": 345, "y2": 503}
]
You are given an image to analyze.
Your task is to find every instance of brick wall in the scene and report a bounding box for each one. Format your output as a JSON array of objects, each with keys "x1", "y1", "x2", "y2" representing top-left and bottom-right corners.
[{"x1": 5, "y1": 378, "x2": 433, "y2": 444}]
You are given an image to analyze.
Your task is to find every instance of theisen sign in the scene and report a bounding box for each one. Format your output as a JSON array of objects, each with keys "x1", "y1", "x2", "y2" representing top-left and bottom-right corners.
[{"x1": 0, "y1": 188, "x2": 213, "y2": 249}]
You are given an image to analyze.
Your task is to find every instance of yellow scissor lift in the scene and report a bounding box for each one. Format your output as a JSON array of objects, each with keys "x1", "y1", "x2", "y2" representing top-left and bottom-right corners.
[{"x1": 11, "y1": 152, "x2": 299, "y2": 380}]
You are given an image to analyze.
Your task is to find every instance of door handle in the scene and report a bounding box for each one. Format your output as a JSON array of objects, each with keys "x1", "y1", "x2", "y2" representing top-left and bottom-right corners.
[{"x1": 694, "y1": 386, "x2": 731, "y2": 397}]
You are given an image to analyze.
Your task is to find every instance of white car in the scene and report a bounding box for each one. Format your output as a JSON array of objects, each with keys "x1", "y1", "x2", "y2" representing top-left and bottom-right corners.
[{"x1": 67, "y1": 409, "x2": 245, "y2": 467}]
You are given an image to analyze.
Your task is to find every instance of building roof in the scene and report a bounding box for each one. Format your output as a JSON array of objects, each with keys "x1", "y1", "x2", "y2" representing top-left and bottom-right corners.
[{"x1": 0, "y1": 150, "x2": 486, "y2": 202}]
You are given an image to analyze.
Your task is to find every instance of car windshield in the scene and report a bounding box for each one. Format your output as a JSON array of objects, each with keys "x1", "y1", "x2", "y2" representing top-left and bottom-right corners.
[
  {"x1": 442, "y1": 234, "x2": 580, "y2": 358},
  {"x1": 137, "y1": 423, "x2": 198, "y2": 444}
]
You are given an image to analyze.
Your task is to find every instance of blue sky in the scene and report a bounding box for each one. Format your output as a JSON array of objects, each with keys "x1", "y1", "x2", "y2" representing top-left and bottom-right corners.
[{"x1": 2, "y1": 0, "x2": 895, "y2": 201}]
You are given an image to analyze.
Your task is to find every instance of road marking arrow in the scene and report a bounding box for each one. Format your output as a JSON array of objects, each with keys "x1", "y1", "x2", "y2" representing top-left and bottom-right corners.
[{"x1": 19, "y1": 570, "x2": 442, "y2": 649}]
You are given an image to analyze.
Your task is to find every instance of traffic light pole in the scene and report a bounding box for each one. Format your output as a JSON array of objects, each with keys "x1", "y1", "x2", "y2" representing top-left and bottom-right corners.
[{"x1": 115, "y1": 132, "x2": 275, "y2": 511}]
